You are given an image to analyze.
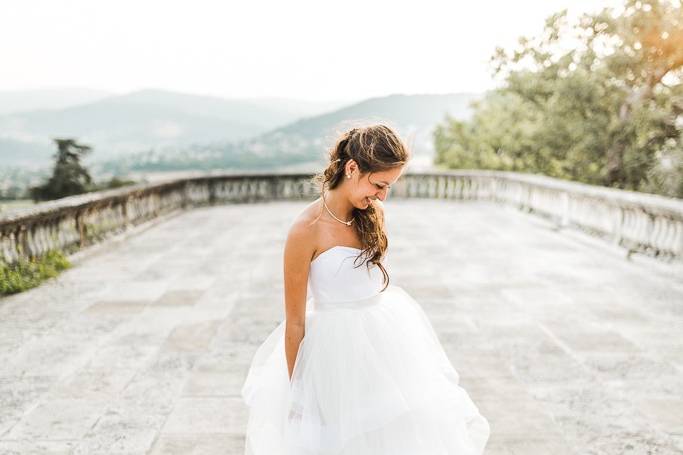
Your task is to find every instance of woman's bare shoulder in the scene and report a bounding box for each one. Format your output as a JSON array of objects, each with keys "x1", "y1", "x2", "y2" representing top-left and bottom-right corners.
[
  {"x1": 284, "y1": 199, "x2": 322, "y2": 259},
  {"x1": 290, "y1": 198, "x2": 323, "y2": 231}
]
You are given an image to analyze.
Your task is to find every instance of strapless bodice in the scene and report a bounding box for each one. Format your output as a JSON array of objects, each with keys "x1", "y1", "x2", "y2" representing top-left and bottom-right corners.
[{"x1": 307, "y1": 246, "x2": 386, "y2": 306}]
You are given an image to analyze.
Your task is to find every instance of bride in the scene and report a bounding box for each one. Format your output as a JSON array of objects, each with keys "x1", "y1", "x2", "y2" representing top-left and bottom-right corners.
[{"x1": 241, "y1": 124, "x2": 490, "y2": 454}]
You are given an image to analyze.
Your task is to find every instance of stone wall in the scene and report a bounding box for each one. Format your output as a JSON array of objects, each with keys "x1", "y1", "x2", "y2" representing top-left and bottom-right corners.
[{"x1": 1, "y1": 170, "x2": 681, "y2": 264}]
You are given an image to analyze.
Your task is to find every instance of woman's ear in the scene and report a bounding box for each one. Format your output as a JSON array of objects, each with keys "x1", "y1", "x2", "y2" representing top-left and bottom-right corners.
[{"x1": 345, "y1": 159, "x2": 358, "y2": 177}]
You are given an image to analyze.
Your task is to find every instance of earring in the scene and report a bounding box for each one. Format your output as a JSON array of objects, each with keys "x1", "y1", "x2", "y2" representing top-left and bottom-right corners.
[{"x1": 346, "y1": 174, "x2": 351, "y2": 178}]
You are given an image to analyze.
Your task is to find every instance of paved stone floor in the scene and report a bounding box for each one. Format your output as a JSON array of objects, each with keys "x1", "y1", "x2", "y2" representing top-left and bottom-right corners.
[{"x1": 0, "y1": 199, "x2": 682, "y2": 455}]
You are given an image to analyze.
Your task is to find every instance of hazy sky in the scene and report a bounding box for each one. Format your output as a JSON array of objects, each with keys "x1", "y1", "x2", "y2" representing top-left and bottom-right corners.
[{"x1": 1, "y1": 0, "x2": 621, "y2": 102}]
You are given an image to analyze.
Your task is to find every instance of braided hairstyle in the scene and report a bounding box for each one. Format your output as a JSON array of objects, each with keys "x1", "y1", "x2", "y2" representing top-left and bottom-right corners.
[{"x1": 311, "y1": 124, "x2": 410, "y2": 291}]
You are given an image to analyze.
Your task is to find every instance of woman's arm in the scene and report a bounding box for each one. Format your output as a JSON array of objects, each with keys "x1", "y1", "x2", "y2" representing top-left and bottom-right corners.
[{"x1": 283, "y1": 221, "x2": 315, "y2": 381}]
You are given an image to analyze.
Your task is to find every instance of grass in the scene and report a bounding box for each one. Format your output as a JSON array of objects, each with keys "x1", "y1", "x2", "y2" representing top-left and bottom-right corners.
[{"x1": 0, "y1": 250, "x2": 71, "y2": 296}]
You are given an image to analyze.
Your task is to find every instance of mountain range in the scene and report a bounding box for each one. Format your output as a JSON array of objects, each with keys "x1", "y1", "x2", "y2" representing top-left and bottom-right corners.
[
  {"x1": 0, "y1": 89, "x2": 348, "y2": 168},
  {"x1": 0, "y1": 89, "x2": 480, "y2": 178},
  {"x1": 96, "y1": 92, "x2": 480, "y2": 175}
]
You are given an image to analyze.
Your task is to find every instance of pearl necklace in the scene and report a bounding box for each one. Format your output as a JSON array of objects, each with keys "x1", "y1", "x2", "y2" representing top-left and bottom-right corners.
[{"x1": 322, "y1": 189, "x2": 354, "y2": 226}]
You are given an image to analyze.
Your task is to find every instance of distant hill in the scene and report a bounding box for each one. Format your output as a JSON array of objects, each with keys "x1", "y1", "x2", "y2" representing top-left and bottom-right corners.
[
  {"x1": 0, "y1": 89, "x2": 345, "y2": 167},
  {"x1": 0, "y1": 138, "x2": 50, "y2": 168},
  {"x1": 100, "y1": 93, "x2": 480, "y2": 174},
  {"x1": 271, "y1": 92, "x2": 476, "y2": 138},
  {"x1": 258, "y1": 93, "x2": 480, "y2": 169},
  {"x1": 0, "y1": 88, "x2": 113, "y2": 115}
]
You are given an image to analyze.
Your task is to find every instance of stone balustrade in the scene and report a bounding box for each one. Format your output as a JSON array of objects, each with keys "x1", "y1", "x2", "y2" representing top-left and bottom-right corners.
[{"x1": 1, "y1": 170, "x2": 682, "y2": 264}]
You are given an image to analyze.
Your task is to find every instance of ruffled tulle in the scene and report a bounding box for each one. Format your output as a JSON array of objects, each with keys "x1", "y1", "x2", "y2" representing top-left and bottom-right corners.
[{"x1": 241, "y1": 285, "x2": 490, "y2": 455}]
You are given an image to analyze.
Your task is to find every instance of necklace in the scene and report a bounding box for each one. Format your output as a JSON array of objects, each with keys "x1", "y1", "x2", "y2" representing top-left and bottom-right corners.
[{"x1": 322, "y1": 189, "x2": 354, "y2": 226}]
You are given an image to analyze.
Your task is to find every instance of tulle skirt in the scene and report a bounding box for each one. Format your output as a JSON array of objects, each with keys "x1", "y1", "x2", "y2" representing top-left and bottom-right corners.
[{"x1": 241, "y1": 284, "x2": 490, "y2": 455}]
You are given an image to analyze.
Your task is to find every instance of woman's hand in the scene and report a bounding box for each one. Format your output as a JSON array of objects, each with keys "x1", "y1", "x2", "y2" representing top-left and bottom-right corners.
[{"x1": 285, "y1": 323, "x2": 305, "y2": 381}]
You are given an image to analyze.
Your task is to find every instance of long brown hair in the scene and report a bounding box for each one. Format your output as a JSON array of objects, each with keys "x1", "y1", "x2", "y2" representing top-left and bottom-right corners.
[{"x1": 311, "y1": 124, "x2": 410, "y2": 291}]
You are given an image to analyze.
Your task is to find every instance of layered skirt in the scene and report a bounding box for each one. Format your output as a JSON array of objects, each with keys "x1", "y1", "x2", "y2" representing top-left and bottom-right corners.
[{"x1": 241, "y1": 285, "x2": 490, "y2": 454}]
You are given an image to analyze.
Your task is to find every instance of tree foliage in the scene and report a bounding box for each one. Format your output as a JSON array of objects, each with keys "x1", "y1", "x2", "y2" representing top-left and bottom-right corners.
[
  {"x1": 30, "y1": 138, "x2": 93, "y2": 201},
  {"x1": 434, "y1": 0, "x2": 683, "y2": 197}
]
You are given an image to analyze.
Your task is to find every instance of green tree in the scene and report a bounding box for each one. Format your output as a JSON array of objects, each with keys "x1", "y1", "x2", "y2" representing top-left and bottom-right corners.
[
  {"x1": 435, "y1": 0, "x2": 683, "y2": 197},
  {"x1": 30, "y1": 138, "x2": 93, "y2": 201}
]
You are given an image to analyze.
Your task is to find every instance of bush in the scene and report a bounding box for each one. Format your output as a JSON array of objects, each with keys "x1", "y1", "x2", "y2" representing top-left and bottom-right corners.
[{"x1": 0, "y1": 250, "x2": 71, "y2": 296}]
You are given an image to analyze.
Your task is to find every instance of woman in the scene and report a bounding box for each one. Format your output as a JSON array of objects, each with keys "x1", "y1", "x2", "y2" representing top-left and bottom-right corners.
[{"x1": 241, "y1": 124, "x2": 490, "y2": 454}]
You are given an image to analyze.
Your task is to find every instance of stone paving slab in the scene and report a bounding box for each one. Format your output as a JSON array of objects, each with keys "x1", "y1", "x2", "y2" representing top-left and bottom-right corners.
[{"x1": 0, "y1": 199, "x2": 681, "y2": 454}]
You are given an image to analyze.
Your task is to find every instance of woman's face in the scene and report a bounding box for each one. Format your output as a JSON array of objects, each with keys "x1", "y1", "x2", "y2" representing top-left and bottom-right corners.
[{"x1": 345, "y1": 161, "x2": 404, "y2": 209}]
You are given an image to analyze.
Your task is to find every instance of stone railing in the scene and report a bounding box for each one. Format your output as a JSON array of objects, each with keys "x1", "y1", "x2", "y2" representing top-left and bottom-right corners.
[
  {"x1": 1, "y1": 170, "x2": 682, "y2": 264},
  {"x1": 396, "y1": 170, "x2": 683, "y2": 261}
]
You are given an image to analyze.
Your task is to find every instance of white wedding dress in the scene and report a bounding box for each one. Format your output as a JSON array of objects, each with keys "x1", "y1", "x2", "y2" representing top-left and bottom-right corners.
[{"x1": 241, "y1": 246, "x2": 490, "y2": 454}]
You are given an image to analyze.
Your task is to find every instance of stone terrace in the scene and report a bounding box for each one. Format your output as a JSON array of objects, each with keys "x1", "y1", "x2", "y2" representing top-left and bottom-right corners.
[{"x1": 0, "y1": 199, "x2": 682, "y2": 454}]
